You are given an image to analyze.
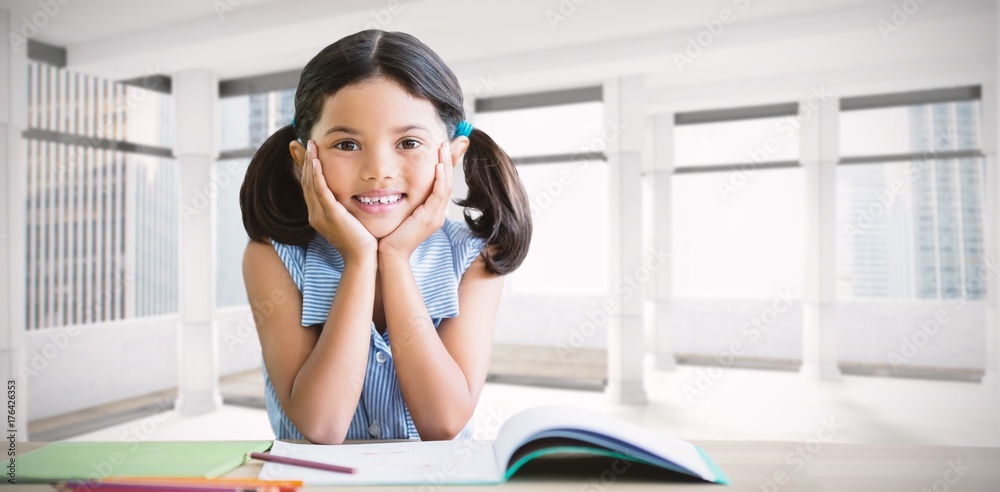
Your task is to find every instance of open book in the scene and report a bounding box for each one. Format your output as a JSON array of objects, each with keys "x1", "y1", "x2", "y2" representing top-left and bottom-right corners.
[{"x1": 258, "y1": 405, "x2": 730, "y2": 485}]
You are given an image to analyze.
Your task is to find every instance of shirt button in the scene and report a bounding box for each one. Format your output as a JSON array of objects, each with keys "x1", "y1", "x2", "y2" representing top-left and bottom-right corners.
[
  {"x1": 375, "y1": 351, "x2": 388, "y2": 364},
  {"x1": 368, "y1": 422, "x2": 381, "y2": 437}
]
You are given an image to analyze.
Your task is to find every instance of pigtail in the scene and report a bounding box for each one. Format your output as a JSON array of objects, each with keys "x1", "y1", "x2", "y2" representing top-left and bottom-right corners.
[
  {"x1": 454, "y1": 128, "x2": 533, "y2": 276},
  {"x1": 240, "y1": 124, "x2": 315, "y2": 246}
]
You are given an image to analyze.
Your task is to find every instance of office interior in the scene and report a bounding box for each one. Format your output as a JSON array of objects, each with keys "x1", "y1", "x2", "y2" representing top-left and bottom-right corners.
[{"x1": 0, "y1": 0, "x2": 997, "y2": 447}]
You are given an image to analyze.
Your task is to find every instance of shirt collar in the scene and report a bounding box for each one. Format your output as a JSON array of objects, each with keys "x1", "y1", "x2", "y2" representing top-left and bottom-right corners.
[{"x1": 298, "y1": 228, "x2": 461, "y2": 327}]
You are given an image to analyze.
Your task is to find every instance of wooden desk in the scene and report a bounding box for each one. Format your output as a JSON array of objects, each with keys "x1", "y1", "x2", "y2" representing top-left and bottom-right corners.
[{"x1": 13, "y1": 440, "x2": 1000, "y2": 491}]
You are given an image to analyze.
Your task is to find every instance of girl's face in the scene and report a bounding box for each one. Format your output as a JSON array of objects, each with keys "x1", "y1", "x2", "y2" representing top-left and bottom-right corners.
[{"x1": 293, "y1": 77, "x2": 463, "y2": 239}]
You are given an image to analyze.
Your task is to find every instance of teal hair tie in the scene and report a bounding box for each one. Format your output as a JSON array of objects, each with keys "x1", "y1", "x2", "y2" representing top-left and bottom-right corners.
[
  {"x1": 454, "y1": 120, "x2": 473, "y2": 138},
  {"x1": 291, "y1": 117, "x2": 296, "y2": 128}
]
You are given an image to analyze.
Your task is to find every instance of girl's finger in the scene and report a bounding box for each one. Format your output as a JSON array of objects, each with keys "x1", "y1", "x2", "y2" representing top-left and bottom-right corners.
[
  {"x1": 426, "y1": 145, "x2": 448, "y2": 212},
  {"x1": 311, "y1": 156, "x2": 341, "y2": 214},
  {"x1": 300, "y1": 140, "x2": 311, "y2": 187},
  {"x1": 300, "y1": 142, "x2": 315, "y2": 203},
  {"x1": 443, "y1": 140, "x2": 454, "y2": 192}
]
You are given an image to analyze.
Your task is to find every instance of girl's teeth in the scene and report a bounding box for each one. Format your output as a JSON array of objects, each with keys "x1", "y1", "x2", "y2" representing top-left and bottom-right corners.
[{"x1": 359, "y1": 195, "x2": 401, "y2": 204}]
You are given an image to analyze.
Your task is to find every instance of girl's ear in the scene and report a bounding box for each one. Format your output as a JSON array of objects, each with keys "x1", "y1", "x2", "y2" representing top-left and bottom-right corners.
[
  {"x1": 289, "y1": 140, "x2": 306, "y2": 181},
  {"x1": 449, "y1": 136, "x2": 470, "y2": 169}
]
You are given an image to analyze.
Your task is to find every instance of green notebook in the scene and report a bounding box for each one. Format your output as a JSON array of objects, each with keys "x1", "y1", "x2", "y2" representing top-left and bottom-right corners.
[{"x1": 17, "y1": 441, "x2": 273, "y2": 482}]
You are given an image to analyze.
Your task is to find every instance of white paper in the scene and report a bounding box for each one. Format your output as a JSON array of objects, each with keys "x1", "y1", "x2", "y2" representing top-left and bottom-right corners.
[{"x1": 259, "y1": 439, "x2": 501, "y2": 485}]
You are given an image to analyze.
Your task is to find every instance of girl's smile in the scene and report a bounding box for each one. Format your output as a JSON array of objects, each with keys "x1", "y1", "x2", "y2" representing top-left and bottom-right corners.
[
  {"x1": 310, "y1": 77, "x2": 447, "y2": 238},
  {"x1": 352, "y1": 189, "x2": 408, "y2": 215}
]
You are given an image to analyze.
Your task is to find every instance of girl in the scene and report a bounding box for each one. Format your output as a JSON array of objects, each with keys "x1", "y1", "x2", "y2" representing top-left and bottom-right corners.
[{"x1": 239, "y1": 30, "x2": 532, "y2": 444}]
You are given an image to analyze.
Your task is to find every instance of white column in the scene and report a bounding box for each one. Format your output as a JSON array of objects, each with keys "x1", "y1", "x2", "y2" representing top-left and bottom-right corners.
[
  {"x1": 800, "y1": 94, "x2": 841, "y2": 381},
  {"x1": 650, "y1": 113, "x2": 676, "y2": 371},
  {"x1": 982, "y1": 7, "x2": 1000, "y2": 391},
  {"x1": 174, "y1": 70, "x2": 222, "y2": 414},
  {"x1": 0, "y1": 8, "x2": 28, "y2": 438},
  {"x1": 604, "y1": 75, "x2": 648, "y2": 404}
]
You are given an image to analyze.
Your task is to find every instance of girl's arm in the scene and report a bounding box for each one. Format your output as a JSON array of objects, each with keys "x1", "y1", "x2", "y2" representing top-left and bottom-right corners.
[
  {"x1": 244, "y1": 138, "x2": 378, "y2": 444},
  {"x1": 244, "y1": 240, "x2": 377, "y2": 444},
  {"x1": 379, "y1": 251, "x2": 505, "y2": 440}
]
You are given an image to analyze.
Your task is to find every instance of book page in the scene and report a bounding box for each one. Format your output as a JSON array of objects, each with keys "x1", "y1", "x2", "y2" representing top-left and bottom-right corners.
[
  {"x1": 491, "y1": 405, "x2": 716, "y2": 482},
  {"x1": 259, "y1": 439, "x2": 501, "y2": 485}
]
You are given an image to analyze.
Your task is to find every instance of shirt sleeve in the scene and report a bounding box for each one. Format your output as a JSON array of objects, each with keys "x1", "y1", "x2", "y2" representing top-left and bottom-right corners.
[
  {"x1": 444, "y1": 218, "x2": 488, "y2": 281},
  {"x1": 269, "y1": 238, "x2": 305, "y2": 292}
]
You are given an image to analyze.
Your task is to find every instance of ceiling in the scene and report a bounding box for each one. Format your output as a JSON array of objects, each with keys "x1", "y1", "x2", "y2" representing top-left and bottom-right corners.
[{"x1": 1, "y1": 0, "x2": 995, "y2": 100}]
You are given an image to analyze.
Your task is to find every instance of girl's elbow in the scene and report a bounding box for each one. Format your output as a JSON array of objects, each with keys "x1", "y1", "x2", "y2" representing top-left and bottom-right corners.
[
  {"x1": 420, "y1": 415, "x2": 471, "y2": 441},
  {"x1": 293, "y1": 413, "x2": 350, "y2": 444},
  {"x1": 300, "y1": 424, "x2": 348, "y2": 445}
]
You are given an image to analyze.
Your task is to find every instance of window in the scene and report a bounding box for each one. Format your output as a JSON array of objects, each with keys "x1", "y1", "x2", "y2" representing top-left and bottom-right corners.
[
  {"x1": 836, "y1": 88, "x2": 985, "y2": 300},
  {"x1": 24, "y1": 61, "x2": 177, "y2": 329},
  {"x1": 674, "y1": 117, "x2": 800, "y2": 168},
  {"x1": 670, "y1": 103, "x2": 805, "y2": 360},
  {"x1": 473, "y1": 92, "x2": 609, "y2": 296},
  {"x1": 671, "y1": 104, "x2": 804, "y2": 299}
]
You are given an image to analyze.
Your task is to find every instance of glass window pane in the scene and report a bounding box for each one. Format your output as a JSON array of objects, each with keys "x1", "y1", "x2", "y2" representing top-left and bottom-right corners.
[
  {"x1": 839, "y1": 101, "x2": 981, "y2": 157},
  {"x1": 671, "y1": 168, "x2": 805, "y2": 298},
  {"x1": 123, "y1": 87, "x2": 174, "y2": 148},
  {"x1": 836, "y1": 159, "x2": 987, "y2": 300},
  {"x1": 507, "y1": 161, "x2": 609, "y2": 296},
  {"x1": 220, "y1": 89, "x2": 295, "y2": 151},
  {"x1": 472, "y1": 101, "x2": 605, "y2": 158},
  {"x1": 25, "y1": 129, "x2": 178, "y2": 329},
  {"x1": 129, "y1": 155, "x2": 180, "y2": 318},
  {"x1": 217, "y1": 159, "x2": 251, "y2": 307},
  {"x1": 674, "y1": 116, "x2": 800, "y2": 168},
  {"x1": 220, "y1": 95, "x2": 250, "y2": 151}
]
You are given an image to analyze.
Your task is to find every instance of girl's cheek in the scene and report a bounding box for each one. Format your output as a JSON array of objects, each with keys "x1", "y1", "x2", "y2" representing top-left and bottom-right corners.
[{"x1": 396, "y1": 150, "x2": 432, "y2": 179}]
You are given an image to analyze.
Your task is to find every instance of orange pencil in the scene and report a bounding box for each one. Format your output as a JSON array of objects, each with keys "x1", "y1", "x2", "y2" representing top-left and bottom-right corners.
[{"x1": 98, "y1": 477, "x2": 300, "y2": 491}]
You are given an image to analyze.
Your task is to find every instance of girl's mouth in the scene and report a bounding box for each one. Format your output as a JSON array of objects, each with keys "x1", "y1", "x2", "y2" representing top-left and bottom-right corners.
[{"x1": 353, "y1": 193, "x2": 406, "y2": 214}]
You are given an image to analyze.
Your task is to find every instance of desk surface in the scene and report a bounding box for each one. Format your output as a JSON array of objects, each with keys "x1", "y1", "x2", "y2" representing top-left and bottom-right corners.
[{"x1": 13, "y1": 440, "x2": 1000, "y2": 492}]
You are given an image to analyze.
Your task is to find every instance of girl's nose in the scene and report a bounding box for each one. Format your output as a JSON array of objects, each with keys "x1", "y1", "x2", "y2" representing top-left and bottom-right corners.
[{"x1": 360, "y1": 145, "x2": 399, "y2": 181}]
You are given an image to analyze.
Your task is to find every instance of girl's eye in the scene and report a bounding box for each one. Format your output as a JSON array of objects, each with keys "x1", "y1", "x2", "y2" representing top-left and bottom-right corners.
[
  {"x1": 334, "y1": 141, "x2": 359, "y2": 151},
  {"x1": 399, "y1": 139, "x2": 421, "y2": 150}
]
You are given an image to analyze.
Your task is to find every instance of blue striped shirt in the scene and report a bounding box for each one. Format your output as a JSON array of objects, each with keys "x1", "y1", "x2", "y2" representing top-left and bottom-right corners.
[{"x1": 263, "y1": 217, "x2": 487, "y2": 441}]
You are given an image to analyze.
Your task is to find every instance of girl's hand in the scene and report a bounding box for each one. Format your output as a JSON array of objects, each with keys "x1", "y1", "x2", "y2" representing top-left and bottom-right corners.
[
  {"x1": 301, "y1": 140, "x2": 378, "y2": 263},
  {"x1": 378, "y1": 142, "x2": 454, "y2": 260}
]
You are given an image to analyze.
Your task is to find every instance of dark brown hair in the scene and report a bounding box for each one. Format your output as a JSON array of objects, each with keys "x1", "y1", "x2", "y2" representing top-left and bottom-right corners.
[{"x1": 239, "y1": 30, "x2": 531, "y2": 275}]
